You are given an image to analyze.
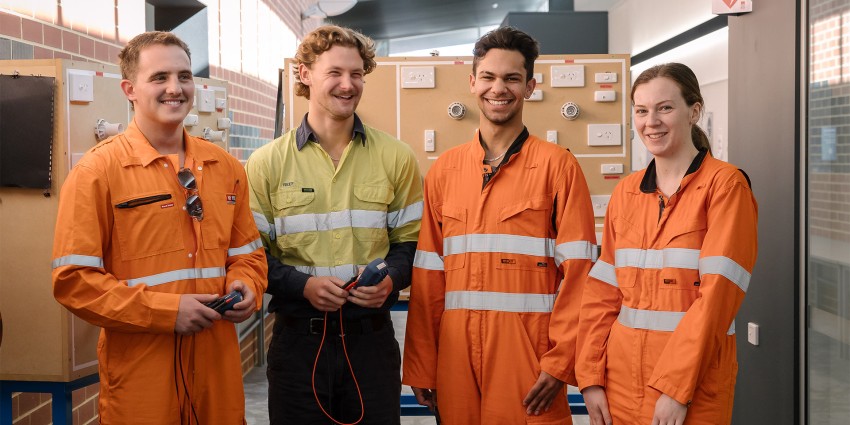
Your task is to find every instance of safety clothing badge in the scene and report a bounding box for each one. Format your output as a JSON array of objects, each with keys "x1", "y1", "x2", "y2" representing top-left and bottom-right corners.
[{"x1": 226, "y1": 193, "x2": 236, "y2": 204}]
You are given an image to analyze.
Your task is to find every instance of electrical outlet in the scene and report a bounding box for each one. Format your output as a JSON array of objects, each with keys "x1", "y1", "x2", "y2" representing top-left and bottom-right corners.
[
  {"x1": 587, "y1": 124, "x2": 621, "y2": 146},
  {"x1": 594, "y1": 72, "x2": 618, "y2": 83},
  {"x1": 197, "y1": 89, "x2": 215, "y2": 112},
  {"x1": 402, "y1": 66, "x2": 435, "y2": 88},
  {"x1": 533, "y1": 72, "x2": 544, "y2": 84},
  {"x1": 546, "y1": 130, "x2": 558, "y2": 143},
  {"x1": 551, "y1": 65, "x2": 585, "y2": 88},
  {"x1": 527, "y1": 89, "x2": 543, "y2": 101},
  {"x1": 594, "y1": 90, "x2": 616, "y2": 102},
  {"x1": 601, "y1": 163, "x2": 624, "y2": 174},
  {"x1": 590, "y1": 195, "x2": 611, "y2": 217}
]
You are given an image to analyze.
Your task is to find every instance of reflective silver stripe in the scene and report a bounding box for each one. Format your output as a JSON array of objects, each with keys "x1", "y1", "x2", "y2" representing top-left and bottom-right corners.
[
  {"x1": 443, "y1": 234, "x2": 554, "y2": 257},
  {"x1": 555, "y1": 241, "x2": 596, "y2": 264},
  {"x1": 294, "y1": 264, "x2": 361, "y2": 282},
  {"x1": 413, "y1": 249, "x2": 444, "y2": 271},
  {"x1": 126, "y1": 267, "x2": 226, "y2": 287},
  {"x1": 618, "y1": 305, "x2": 736, "y2": 335},
  {"x1": 228, "y1": 238, "x2": 262, "y2": 257},
  {"x1": 52, "y1": 254, "x2": 104, "y2": 269},
  {"x1": 699, "y1": 256, "x2": 751, "y2": 293},
  {"x1": 275, "y1": 209, "x2": 387, "y2": 235},
  {"x1": 589, "y1": 260, "x2": 618, "y2": 287},
  {"x1": 615, "y1": 248, "x2": 700, "y2": 270},
  {"x1": 387, "y1": 201, "x2": 423, "y2": 229},
  {"x1": 445, "y1": 291, "x2": 555, "y2": 313},
  {"x1": 252, "y1": 211, "x2": 273, "y2": 239}
]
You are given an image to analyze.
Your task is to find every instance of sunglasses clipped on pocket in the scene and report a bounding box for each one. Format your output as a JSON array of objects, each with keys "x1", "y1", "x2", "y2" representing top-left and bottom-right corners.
[{"x1": 178, "y1": 168, "x2": 203, "y2": 221}]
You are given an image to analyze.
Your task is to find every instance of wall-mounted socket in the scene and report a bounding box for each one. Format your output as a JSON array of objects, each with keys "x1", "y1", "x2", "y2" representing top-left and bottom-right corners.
[
  {"x1": 424, "y1": 130, "x2": 435, "y2": 152},
  {"x1": 551, "y1": 65, "x2": 585, "y2": 87},
  {"x1": 533, "y1": 72, "x2": 544, "y2": 84},
  {"x1": 546, "y1": 130, "x2": 558, "y2": 143},
  {"x1": 588, "y1": 124, "x2": 621, "y2": 146},
  {"x1": 527, "y1": 89, "x2": 543, "y2": 101},
  {"x1": 197, "y1": 88, "x2": 215, "y2": 112},
  {"x1": 590, "y1": 195, "x2": 611, "y2": 217},
  {"x1": 594, "y1": 72, "x2": 618, "y2": 83},
  {"x1": 402, "y1": 66, "x2": 435, "y2": 89},
  {"x1": 748, "y1": 322, "x2": 759, "y2": 346},
  {"x1": 594, "y1": 90, "x2": 616, "y2": 102},
  {"x1": 601, "y1": 163, "x2": 624, "y2": 174},
  {"x1": 69, "y1": 73, "x2": 94, "y2": 102}
]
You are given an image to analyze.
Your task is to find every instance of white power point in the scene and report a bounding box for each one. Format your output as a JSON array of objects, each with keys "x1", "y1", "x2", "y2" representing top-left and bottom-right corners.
[
  {"x1": 747, "y1": 322, "x2": 759, "y2": 346},
  {"x1": 402, "y1": 66, "x2": 435, "y2": 89},
  {"x1": 533, "y1": 72, "x2": 544, "y2": 84},
  {"x1": 424, "y1": 130, "x2": 435, "y2": 152},
  {"x1": 594, "y1": 90, "x2": 616, "y2": 102},
  {"x1": 546, "y1": 130, "x2": 558, "y2": 143},
  {"x1": 594, "y1": 72, "x2": 618, "y2": 83},
  {"x1": 527, "y1": 89, "x2": 543, "y2": 102},
  {"x1": 197, "y1": 88, "x2": 215, "y2": 112},
  {"x1": 587, "y1": 124, "x2": 621, "y2": 146},
  {"x1": 590, "y1": 195, "x2": 611, "y2": 217},
  {"x1": 601, "y1": 163, "x2": 624, "y2": 174},
  {"x1": 551, "y1": 65, "x2": 585, "y2": 87}
]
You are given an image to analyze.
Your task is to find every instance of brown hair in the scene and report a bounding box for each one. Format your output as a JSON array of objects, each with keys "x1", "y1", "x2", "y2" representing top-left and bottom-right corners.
[
  {"x1": 293, "y1": 25, "x2": 376, "y2": 99},
  {"x1": 472, "y1": 27, "x2": 539, "y2": 82},
  {"x1": 118, "y1": 31, "x2": 191, "y2": 81},
  {"x1": 631, "y1": 62, "x2": 712, "y2": 155}
]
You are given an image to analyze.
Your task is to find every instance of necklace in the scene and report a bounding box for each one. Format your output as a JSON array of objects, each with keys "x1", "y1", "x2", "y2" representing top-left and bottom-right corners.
[
  {"x1": 484, "y1": 149, "x2": 507, "y2": 162},
  {"x1": 327, "y1": 153, "x2": 340, "y2": 161}
]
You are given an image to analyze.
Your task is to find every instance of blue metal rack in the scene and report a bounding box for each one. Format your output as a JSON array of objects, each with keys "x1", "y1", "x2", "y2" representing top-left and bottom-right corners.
[{"x1": 0, "y1": 373, "x2": 99, "y2": 425}]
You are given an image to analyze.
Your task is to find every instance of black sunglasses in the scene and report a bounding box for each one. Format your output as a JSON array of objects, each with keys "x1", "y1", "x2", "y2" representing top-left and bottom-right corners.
[{"x1": 177, "y1": 168, "x2": 203, "y2": 221}]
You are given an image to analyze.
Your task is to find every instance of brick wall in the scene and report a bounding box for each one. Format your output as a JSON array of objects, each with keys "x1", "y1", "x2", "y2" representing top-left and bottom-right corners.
[{"x1": 2, "y1": 0, "x2": 315, "y2": 423}]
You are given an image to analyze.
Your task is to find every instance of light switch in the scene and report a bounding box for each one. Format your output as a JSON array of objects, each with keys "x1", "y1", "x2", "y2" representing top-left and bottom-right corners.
[
  {"x1": 601, "y1": 163, "x2": 624, "y2": 174},
  {"x1": 424, "y1": 130, "x2": 435, "y2": 152},
  {"x1": 184, "y1": 114, "x2": 199, "y2": 127},
  {"x1": 748, "y1": 322, "x2": 759, "y2": 346},
  {"x1": 594, "y1": 91, "x2": 616, "y2": 102},
  {"x1": 594, "y1": 72, "x2": 618, "y2": 83},
  {"x1": 533, "y1": 72, "x2": 543, "y2": 84},
  {"x1": 215, "y1": 97, "x2": 227, "y2": 111},
  {"x1": 69, "y1": 73, "x2": 94, "y2": 102},
  {"x1": 527, "y1": 89, "x2": 543, "y2": 101},
  {"x1": 590, "y1": 195, "x2": 611, "y2": 218},
  {"x1": 197, "y1": 89, "x2": 215, "y2": 112},
  {"x1": 546, "y1": 130, "x2": 558, "y2": 143}
]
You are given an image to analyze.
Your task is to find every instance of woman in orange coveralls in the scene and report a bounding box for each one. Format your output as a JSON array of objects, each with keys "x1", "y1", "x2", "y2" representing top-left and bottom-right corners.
[{"x1": 576, "y1": 63, "x2": 758, "y2": 425}]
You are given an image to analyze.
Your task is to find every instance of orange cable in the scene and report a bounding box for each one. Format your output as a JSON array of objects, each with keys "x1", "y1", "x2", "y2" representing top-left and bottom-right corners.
[{"x1": 311, "y1": 308, "x2": 366, "y2": 425}]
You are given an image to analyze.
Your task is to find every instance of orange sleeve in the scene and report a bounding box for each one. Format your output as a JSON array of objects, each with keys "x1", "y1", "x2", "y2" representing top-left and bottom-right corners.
[
  {"x1": 401, "y1": 162, "x2": 445, "y2": 390},
  {"x1": 540, "y1": 155, "x2": 597, "y2": 386}
]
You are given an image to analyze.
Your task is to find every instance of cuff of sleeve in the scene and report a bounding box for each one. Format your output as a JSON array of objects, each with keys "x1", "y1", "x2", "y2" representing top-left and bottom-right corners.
[
  {"x1": 282, "y1": 270, "x2": 311, "y2": 298},
  {"x1": 540, "y1": 358, "x2": 576, "y2": 387},
  {"x1": 150, "y1": 292, "x2": 181, "y2": 333},
  {"x1": 648, "y1": 377, "x2": 692, "y2": 406},
  {"x1": 388, "y1": 266, "x2": 405, "y2": 293}
]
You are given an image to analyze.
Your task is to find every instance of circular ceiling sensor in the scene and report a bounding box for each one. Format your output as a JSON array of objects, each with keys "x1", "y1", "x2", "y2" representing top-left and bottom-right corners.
[
  {"x1": 447, "y1": 102, "x2": 467, "y2": 120},
  {"x1": 560, "y1": 102, "x2": 580, "y2": 120}
]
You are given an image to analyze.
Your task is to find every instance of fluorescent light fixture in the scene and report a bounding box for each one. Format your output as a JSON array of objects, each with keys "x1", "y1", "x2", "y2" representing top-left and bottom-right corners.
[{"x1": 302, "y1": 0, "x2": 358, "y2": 19}]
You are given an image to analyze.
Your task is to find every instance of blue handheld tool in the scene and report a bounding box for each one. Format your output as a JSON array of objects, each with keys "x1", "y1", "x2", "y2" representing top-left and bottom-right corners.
[
  {"x1": 204, "y1": 290, "x2": 243, "y2": 314},
  {"x1": 344, "y1": 258, "x2": 389, "y2": 290}
]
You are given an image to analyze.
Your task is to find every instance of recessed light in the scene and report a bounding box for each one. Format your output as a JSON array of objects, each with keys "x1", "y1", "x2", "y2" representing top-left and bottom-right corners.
[{"x1": 492, "y1": 3, "x2": 499, "y2": 9}]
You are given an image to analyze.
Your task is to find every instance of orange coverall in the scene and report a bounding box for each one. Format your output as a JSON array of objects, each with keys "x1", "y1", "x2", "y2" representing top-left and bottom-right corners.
[
  {"x1": 52, "y1": 121, "x2": 267, "y2": 425},
  {"x1": 403, "y1": 133, "x2": 596, "y2": 424},
  {"x1": 576, "y1": 151, "x2": 758, "y2": 425}
]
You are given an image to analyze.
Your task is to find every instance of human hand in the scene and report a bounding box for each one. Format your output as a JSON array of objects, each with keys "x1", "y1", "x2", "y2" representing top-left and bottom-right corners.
[
  {"x1": 303, "y1": 275, "x2": 349, "y2": 311},
  {"x1": 412, "y1": 387, "x2": 437, "y2": 411},
  {"x1": 651, "y1": 393, "x2": 687, "y2": 425},
  {"x1": 175, "y1": 293, "x2": 220, "y2": 335},
  {"x1": 347, "y1": 274, "x2": 392, "y2": 308},
  {"x1": 221, "y1": 280, "x2": 257, "y2": 323},
  {"x1": 581, "y1": 386, "x2": 613, "y2": 425},
  {"x1": 523, "y1": 370, "x2": 563, "y2": 415}
]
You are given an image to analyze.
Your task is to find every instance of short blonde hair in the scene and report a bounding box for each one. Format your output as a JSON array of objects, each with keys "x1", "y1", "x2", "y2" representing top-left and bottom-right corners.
[{"x1": 119, "y1": 31, "x2": 191, "y2": 81}]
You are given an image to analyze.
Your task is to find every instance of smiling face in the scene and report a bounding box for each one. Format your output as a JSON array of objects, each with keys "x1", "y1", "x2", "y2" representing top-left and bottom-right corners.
[
  {"x1": 120, "y1": 43, "x2": 194, "y2": 131},
  {"x1": 470, "y1": 48, "x2": 535, "y2": 128},
  {"x1": 632, "y1": 77, "x2": 701, "y2": 159},
  {"x1": 299, "y1": 45, "x2": 365, "y2": 122}
]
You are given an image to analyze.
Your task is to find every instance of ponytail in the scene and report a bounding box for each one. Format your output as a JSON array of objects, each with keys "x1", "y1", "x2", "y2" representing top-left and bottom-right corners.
[{"x1": 691, "y1": 124, "x2": 712, "y2": 155}]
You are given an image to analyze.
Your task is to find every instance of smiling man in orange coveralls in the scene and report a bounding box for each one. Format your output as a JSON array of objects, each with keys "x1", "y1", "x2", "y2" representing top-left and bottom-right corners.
[
  {"x1": 403, "y1": 27, "x2": 596, "y2": 424},
  {"x1": 51, "y1": 31, "x2": 267, "y2": 425}
]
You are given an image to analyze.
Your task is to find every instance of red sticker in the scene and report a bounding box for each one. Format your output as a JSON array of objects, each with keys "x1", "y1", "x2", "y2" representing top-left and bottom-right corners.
[
  {"x1": 226, "y1": 194, "x2": 236, "y2": 204},
  {"x1": 161, "y1": 202, "x2": 174, "y2": 209}
]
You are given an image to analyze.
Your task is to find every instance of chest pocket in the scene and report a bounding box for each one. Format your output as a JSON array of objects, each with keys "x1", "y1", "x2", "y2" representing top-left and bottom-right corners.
[
  {"x1": 496, "y1": 195, "x2": 553, "y2": 273},
  {"x1": 201, "y1": 191, "x2": 237, "y2": 250},
  {"x1": 352, "y1": 184, "x2": 392, "y2": 242},
  {"x1": 611, "y1": 217, "x2": 643, "y2": 288},
  {"x1": 113, "y1": 191, "x2": 182, "y2": 260},
  {"x1": 271, "y1": 189, "x2": 317, "y2": 248},
  {"x1": 658, "y1": 220, "x2": 705, "y2": 292},
  {"x1": 441, "y1": 204, "x2": 467, "y2": 271}
]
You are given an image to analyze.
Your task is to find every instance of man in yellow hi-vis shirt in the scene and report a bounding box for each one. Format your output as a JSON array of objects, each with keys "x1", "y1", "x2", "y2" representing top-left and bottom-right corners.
[{"x1": 246, "y1": 25, "x2": 423, "y2": 424}]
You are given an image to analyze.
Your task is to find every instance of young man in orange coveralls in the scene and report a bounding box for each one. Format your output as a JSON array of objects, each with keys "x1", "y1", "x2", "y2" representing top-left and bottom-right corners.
[
  {"x1": 52, "y1": 32, "x2": 267, "y2": 425},
  {"x1": 403, "y1": 27, "x2": 597, "y2": 424}
]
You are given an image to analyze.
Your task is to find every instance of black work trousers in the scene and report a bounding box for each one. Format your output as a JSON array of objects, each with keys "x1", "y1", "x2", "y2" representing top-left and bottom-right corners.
[{"x1": 267, "y1": 312, "x2": 401, "y2": 425}]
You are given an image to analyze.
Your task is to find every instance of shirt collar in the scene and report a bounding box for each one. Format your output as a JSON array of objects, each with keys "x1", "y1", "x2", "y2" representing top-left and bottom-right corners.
[
  {"x1": 640, "y1": 148, "x2": 708, "y2": 193},
  {"x1": 120, "y1": 119, "x2": 216, "y2": 168},
  {"x1": 476, "y1": 126, "x2": 530, "y2": 164},
  {"x1": 295, "y1": 113, "x2": 367, "y2": 150}
]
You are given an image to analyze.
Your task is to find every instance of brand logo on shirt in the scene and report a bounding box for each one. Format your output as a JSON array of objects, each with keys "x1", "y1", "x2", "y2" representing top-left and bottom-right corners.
[
  {"x1": 161, "y1": 202, "x2": 174, "y2": 209},
  {"x1": 537, "y1": 262, "x2": 548, "y2": 268},
  {"x1": 226, "y1": 194, "x2": 236, "y2": 204},
  {"x1": 501, "y1": 259, "x2": 516, "y2": 264},
  {"x1": 282, "y1": 182, "x2": 295, "y2": 187},
  {"x1": 663, "y1": 278, "x2": 676, "y2": 285}
]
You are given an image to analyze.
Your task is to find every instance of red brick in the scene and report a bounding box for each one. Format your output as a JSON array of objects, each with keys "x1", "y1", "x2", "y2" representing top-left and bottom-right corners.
[
  {"x1": 54, "y1": 51, "x2": 72, "y2": 60},
  {"x1": 0, "y1": 13, "x2": 22, "y2": 38},
  {"x1": 29, "y1": 401, "x2": 52, "y2": 425},
  {"x1": 79, "y1": 396, "x2": 96, "y2": 422},
  {"x1": 43, "y1": 25, "x2": 61, "y2": 48},
  {"x1": 109, "y1": 45, "x2": 122, "y2": 65},
  {"x1": 21, "y1": 19, "x2": 42, "y2": 43},
  {"x1": 80, "y1": 37, "x2": 94, "y2": 58},
  {"x1": 62, "y1": 30, "x2": 79, "y2": 54},
  {"x1": 15, "y1": 392, "x2": 43, "y2": 413},
  {"x1": 94, "y1": 41, "x2": 110, "y2": 62},
  {"x1": 33, "y1": 46, "x2": 53, "y2": 59}
]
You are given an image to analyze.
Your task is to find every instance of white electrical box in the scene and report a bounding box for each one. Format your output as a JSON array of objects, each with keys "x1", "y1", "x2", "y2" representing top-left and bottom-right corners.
[
  {"x1": 546, "y1": 130, "x2": 558, "y2": 143},
  {"x1": 184, "y1": 114, "x2": 199, "y2": 127},
  {"x1": 68, "y1": 73, "x2": 94, "y2": 102},
  {"x1": 590, "y1": 195, "x2": 611, "y2": 217},
  {"x1": 748, "y1": 322, "x2": 759, "y2": 346},
  {"x1": 217, "y1": 117, "x2": 232, "y2": 130},
  {"x1": 550, "y1": 65, "x2": 585, "y2": 88},
  {"x1": 594, "y1": 72, "x2": 618, "y2": 83},
  {"x1": 527, "y1": 89, "x2": 543, "y2": 101},
  {"x1": 533, "y1": 72, "x2": 543, "y2": 84},
  {"x1": 215, "y1": 97, "x2": 227, "y2": 111},
  {"x1": 401, "y1": 66, "x2": 436, "y2": 89},
  {"x1": 424, "y1": 129, "x2": 435, "y2": 152},
  {"x1": 197, "y1": 88, "x2": 215, "y2": 112},
  {"x1": 588, "y1": 124, "x2": 622, "y2": 146},
  {"x1": 601, "y1": 163, "x2": 624, "y2": 174},
  {"x1": 594, "y1": 90, "x2": 616, "y2": 102}
]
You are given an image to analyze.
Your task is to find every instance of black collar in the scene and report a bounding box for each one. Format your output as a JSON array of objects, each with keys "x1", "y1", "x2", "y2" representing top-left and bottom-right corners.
[
  {"x1": 640, "y1": 149, "x2": 708, "y2": 193},
  {"x1": 479, "y1": 126, "x2": 529, "y2": 166},
  {"x1": 295, "y1": 113, "x2": 367, "y2": 150}
]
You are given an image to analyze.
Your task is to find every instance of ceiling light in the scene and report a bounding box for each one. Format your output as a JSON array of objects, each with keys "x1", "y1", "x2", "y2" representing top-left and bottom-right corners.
[
  {"x1": 302, "y1": 0, "x2": 358, "y2": 19},
  {"x1": 492, "y1": 3, "x2": 499, "y2": 8}
]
